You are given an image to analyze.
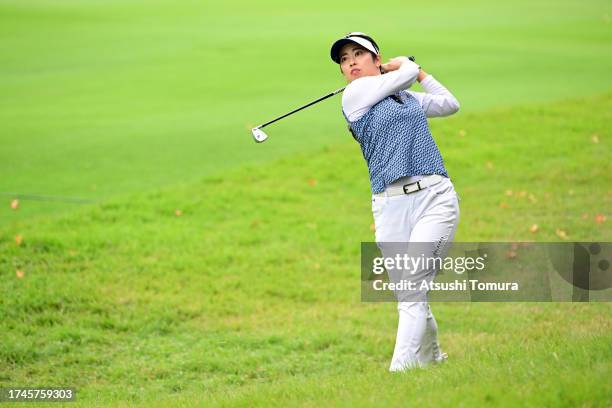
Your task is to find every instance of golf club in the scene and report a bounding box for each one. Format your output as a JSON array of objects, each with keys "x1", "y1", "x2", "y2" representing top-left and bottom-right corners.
[
  {"x1": 251, "y1": 87, "x2": 345, "y2": 143},
  {"x1": 251, "y1": 56, "x2": 415, "y2": 143}
]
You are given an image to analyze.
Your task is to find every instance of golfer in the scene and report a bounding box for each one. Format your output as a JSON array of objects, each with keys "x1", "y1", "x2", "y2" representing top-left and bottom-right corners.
[{"x1": 330, "y1": 32, "x2": 461, "y2": 372}]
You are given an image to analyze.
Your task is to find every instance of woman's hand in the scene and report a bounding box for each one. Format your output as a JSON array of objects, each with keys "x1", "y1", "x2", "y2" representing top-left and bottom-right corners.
[
  {"x1": 381, "y1": 57, "x2": 428, "y2": 82},
  {"x1": 417, "y1": 68, "x2": 428, "y2": 82},
  {"x1": 380, "y1": 57, "x2": 407, "y2": 73}
]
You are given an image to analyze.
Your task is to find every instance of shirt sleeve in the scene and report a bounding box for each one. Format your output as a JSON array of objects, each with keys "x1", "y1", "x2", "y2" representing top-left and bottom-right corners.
[
  {"x1": 342, "y1": 58, "x2": 420, "y2": 123},
  {"x1": 406, "y1": 75, "x2": 460, "y2": 117}
]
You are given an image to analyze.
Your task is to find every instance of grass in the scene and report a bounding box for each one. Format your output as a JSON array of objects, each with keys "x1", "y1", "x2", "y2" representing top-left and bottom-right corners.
[
  {"x1": 1, "y1": 0, "x2": 611, "y2": 406},
  {"x1": 1, "y1": 92, "x2": 611, "y2": 406},
  {"x1": 1, "y1": 0, "x2": 612, "y2": 223}
]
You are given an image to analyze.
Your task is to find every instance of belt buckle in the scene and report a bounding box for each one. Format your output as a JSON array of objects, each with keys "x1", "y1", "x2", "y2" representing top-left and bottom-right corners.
[{"x1": 402, "y1": 180, "x2": 421, "y2": 195}]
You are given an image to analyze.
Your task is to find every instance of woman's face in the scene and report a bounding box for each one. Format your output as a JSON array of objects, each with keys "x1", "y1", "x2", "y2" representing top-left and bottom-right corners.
[{"x1": 339, "y1": 43, "x2": 381, "y2": 82}]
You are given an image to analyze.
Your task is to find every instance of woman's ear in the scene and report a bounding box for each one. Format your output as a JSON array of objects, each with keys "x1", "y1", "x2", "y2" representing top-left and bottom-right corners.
[
  {"x1": 375, "y1": 55, "x2": 385, "y2": 73},
  {"x1": 375, "y1": 55, "x2": 383, "y2": 73}
]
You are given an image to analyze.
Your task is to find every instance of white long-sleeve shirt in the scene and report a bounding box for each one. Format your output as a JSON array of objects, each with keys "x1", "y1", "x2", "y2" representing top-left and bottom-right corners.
[{"x1": 341, "y1": 58, "x2": 460, "y2": 123}]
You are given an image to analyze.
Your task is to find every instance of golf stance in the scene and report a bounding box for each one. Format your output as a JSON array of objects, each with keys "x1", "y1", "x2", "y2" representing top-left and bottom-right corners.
[{"x1": 330, "y1": 32, "x2": 460, "y2": 371}]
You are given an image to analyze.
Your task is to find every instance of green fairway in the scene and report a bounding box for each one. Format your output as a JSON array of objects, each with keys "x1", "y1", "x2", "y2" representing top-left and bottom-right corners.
[
  {"x1": 1, "y1": 0, "x2": 611, "y2": 223},
  {"x1": 1, "y1": 0, "x2": 611, "y2": 406}
]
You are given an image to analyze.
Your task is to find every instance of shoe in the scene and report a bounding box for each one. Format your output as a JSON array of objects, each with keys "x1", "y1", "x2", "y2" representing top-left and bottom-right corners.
[{"x1": 434, "y1": 352, "x2": 448, "y2": 364}]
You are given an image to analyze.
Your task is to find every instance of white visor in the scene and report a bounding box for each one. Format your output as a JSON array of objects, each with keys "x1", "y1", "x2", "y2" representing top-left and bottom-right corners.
[{"x1": 330, "y1": 35, "x2": 379, "y2": 64}]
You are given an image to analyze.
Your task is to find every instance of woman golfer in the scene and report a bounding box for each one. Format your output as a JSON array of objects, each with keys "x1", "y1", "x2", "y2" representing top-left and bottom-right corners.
[{"x1": 330, "y1": 32, "x2": 461, "y2": 372}]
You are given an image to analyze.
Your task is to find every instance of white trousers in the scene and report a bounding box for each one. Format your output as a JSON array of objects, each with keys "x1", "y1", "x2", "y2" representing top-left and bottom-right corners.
[{"x1": 371, "y1": 176, "x2": 460, "y2": 372}]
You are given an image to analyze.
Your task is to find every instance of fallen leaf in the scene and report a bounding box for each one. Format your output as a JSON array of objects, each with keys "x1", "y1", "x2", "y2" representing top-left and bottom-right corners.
[
  {"x1": 591, "y1": 133, "x2": 599, "y2": 143},
  {"x1": 555, "y1": 229, "x2": 568, "y2": 240},
  {"x1": 314, "y1": 263, "x2": 320, "y2": 270},
  {"x1": 16, "y1": 270, "x2": 24, "y2": 279},
  {"x1": 175, "y1": 209, "x2": 183, "y2": 217},
  {"x1": 458, "y1": 129, "x2": 466, "y2": 137},
  {"x1": 307, "y1": 178, "x2": 318, "y2": 186},
  {"x1": 15, "y1": 235, "x2": 23, "y2": 245},
  {"x1": 370, "y1": 223, "x2": 376, "y2": 231},
  {"x1": 568, "y1": 189, "x2": 574, "y2": 196},
  {"x1": 486, "y1": 161, "x2": 494, "y2": 170},
  {"x1": 250, "y1": 220, "x2": 259, "y2": 228},
  {"x1": 518, "y1": 191, "x2": 527, "y2": 198},
  {"x1": 505, "y1": 190, "x2": 513, "y2": 197},
  {"x1": 529, "y1": 224, "x2": 539, "y2": 233},
  {"x1": 581, "y1": 213, "x2": 589, "y2": 220},
  {"x1": 528, "y1": 193, "x2": 537, "y2": 203},
  {"x1": 499, "y1": 201, "x2": 509, "y2": 209},
  {"x1": 595, "y1": 214, "x2": 606, "y2": 224},
  {"x1": 10, "y1": 199, "x2": 19, "y2": 210},
  {"x1": 505, "y1": 250, "x2": 517, "y2": 259}
]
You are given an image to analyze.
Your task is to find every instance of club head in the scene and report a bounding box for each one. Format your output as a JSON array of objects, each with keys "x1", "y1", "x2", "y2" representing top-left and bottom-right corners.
[{"x1": 252, "y1": 127, "x2": 268, "y2": 143}]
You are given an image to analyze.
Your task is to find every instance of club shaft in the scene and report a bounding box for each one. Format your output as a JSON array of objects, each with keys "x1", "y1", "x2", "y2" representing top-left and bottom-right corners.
[
  {"x1": 258, "y1": 87, "x2": 345, "y2": 129},
  {"x1": 255, "y1": 56, "x2": 414, "y2": 130}
]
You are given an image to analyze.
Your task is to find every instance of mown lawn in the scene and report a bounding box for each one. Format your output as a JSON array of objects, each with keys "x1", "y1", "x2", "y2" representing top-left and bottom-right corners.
[{"x1": 2, "y1": 0, "x2": 611, "y2": 223}]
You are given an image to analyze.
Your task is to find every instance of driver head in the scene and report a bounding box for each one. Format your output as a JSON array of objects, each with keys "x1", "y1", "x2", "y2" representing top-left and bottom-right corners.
[{"x1": 252, "y1": 127, "x2": 268, "y2": 143}]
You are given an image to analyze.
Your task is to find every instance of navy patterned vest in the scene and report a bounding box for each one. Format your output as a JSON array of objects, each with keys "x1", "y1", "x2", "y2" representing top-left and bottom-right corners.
[{"x1": 344, "y1": 90, "x2": 449, "y2": 194}]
